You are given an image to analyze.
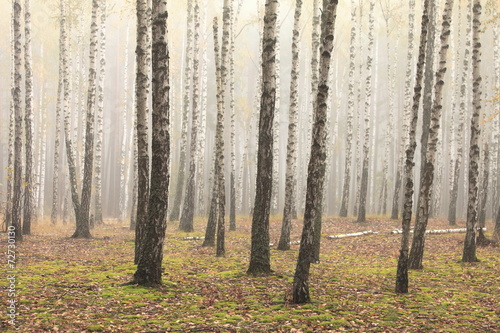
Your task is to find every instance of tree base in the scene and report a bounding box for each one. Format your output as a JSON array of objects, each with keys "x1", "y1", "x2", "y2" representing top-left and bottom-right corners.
[
  {"x1": 71, "y1": 231, "x2": 92, "y2": 239},
  {"x1": 247, "y1": 265, "x2": 272, "y2": 276}
]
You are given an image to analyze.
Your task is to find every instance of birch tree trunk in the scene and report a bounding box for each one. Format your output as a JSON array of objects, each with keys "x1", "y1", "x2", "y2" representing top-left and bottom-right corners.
[
  {"x1": 353, "y1": 1, "x2": 364, "y2": 217},
  {"x1": 203, "y1": 17, "x2": 224, "y2": 248},
  {"x1": 339, "y1": 1, "x2": 356, "y2": 218},
  {"x1": 51, "y1": 0, "x2": 65, "y2": 226},
  {"x1": 179, "y1": 0, "x2": 201, "y2": 233},
  {"x1": 119, "y1": 24, "x2": 130, "y2": 221},
  {"x1": 229, "y1": 0, "x2": 237, "y2": 230},
  {"x1": 449, "y1": 0, "x2": 471, "y2": 226},
  {"x1": 247, "y1": 0, "x2": 278, "y2": 275},
  {"x1": 11, "y1": 0, "x2": 23, "y2": 242},
  {"x1": 293, "y1": 0, "x2": 338, "y2": 303},
  {"x1": 94, "y1": 0, "x2": 106, "y2": 226},
  {"x1": 357, "y1": 0, "x2": 375, "y2": 223},
  {"x1": 130, "y1": 79, "x2": 138, "y2": 230},
  {"x1": 61, "y1": 0, "x2": 82, "y2": 232},
  {"x1": 72, "y1": 0, "x2": 100, "y2": 239},
  {"x1": 379, "y1": 4, "x2": 395, "y2": 216},
  {"x1": 391, "y1": 0, "x2": 415, "y2": 220},
  {"x1": 169, "y1": 0, "x2": 193, "y2": 222},
  {"x1": 477, "y1": 143, "x2": 489, "y2": 245},
  {"x1": 133, "y1": 0, "x2": 170, "y2": 286},
  {"x1": 462, "y1": 0, "x2": 482, "y2": 263},
  {"x1": 277, "y1": 0, "x2": 302, "y2": 251},
  {"x1": 4, "y1": 13, "x2": 15, "y2": 231},
  {"x1": 134, "y1": 0, "x2": 151, "y2": 262},
  {"x1": 216, "y1": 0, "x2": 232, "y2": 257},
  {"x1": 408, "y1": 0, "x2": 454, "y2": 270},
  {"x1": 22, "y1": 0, "x2": 34, "y2": 235},
  {"x1": 271, "y1": 15, "x2": 281, "y2": 215},
  {"x1": 492, "y1": 24, "x2": 500, "y2": 222},
  {"x1": 395, "y1": 0, "x2": 431, "y2": 294},
  {"x1": 197, "y1": 39, "x2": 208, "y2": 216},
  {"x1": 37, "y1": 69, "x2": 47, "y2": 219}
]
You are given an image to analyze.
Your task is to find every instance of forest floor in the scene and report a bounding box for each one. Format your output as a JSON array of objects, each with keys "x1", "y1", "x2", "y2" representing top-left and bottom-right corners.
[{"x1": 1, "y1": 214, "x2": 499, "y2": 332}]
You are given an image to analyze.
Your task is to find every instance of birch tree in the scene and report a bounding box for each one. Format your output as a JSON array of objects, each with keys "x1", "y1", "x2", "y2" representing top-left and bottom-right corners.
[
  {"x1": 357, "y1": 0, "x2": 374, "y2": 223},
  {"x1": 277, "y1": 0, "x2": 302, "y2": 251},
  {"x1": 247, "y1": 0, "x2": 278, "y2": 275},
  {"x1": 62, "y1": 0, "x2": 82, "y2": 236},
  {"x1": 293, "y1": 0, "x2": 338, "y2": 303},
  {"x1": 119, "y1": 24, "x2": 131, "y2": 221},
  {"x1": 134, "y1": 0, "x2": 151, "y2": 262},
  {"x1": 408, "y1": 0, "x2": 454, "y2": 270},
  {"x1": 395, "y1": 0, "x2": 431, "y2": 294},
  {"x1": 4, "y1": 13, "x2": 15, "y2": 231},
  {"x1": 229, "y1": 0, "x2": 237, "y2": 230},
  {"x1": 215, "y1": 0, "x2": 233, "y2": 257},
  {"x1": 169, "y1": 0, "x2": 193, "y2": 222},
  {"x1": 133, "y1": 0, "x2": 170, "y2": 286},
  {"x1": 11, "y1": 0, "x2": 23, "y2": 242},
  {"x1": 379, "y1": 1, "x2": 396, "y2": 216},
  {"x1": 462, "y1": 0, "x2": 483, "y2": 263},
  {"x1": 449, "y1": 0, "x2": 471, "y2": 226},
  {"x1": 70, "y1": 0, "x2": 100, "y2": 239},
  {"x1": 391, "y1": 0, "x2": 415, "y2": 220},
  {"x1": 52, "y1": 0, "x2": 65, "y2": 226},
  {"x1": 179, "y1": 0, "x2": 201, "y2": 233},
  {"x1": 202, "y1": 19, "x2": 221, "y2": 247},
  {"x1": 22, "y1": 0, "x2": 34, "y2": 235},
  {"x1": 339, "y1": 0, "x2": 356, "y2": 218},
  {"x1": 94, "y1": 0, "x2": 106, "y2": 226},
  {"x1": 477, "y1": 143, "x2": 489, "y2": 245}
]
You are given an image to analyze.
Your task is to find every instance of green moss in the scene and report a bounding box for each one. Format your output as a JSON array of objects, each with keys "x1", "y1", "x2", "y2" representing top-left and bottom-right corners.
[{"x1": 87, "y1": 325, "x2": 104, "y2": 331}]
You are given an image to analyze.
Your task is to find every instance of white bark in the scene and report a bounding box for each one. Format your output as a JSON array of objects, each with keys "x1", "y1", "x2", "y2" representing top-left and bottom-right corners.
[
  {"x1": 94, "y1": 0, "x2": 106, "y2": 225},
  {"x1": 119, "y1": 23, "x2": 130, "y2": 221}
]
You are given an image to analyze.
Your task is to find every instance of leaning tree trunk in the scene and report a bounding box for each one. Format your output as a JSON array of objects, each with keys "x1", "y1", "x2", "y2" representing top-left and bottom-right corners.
[
  {"x1": 94, "y1": 0, "x2": 106, "y2": 226},
  {"x1": 169, "y1": 0, "x2": 193, "y2": 222},
  {"x1": 395, "y1": 0, "x2": 431, "y2": 294},
  {"x1": 408, "y1": 0, "x2": 454, "y2": 270},
  {"x1": 339, "y1": 0, "x2": 356, "y2": 218},
  {"x1": 179, "y1": 0, "x2": 201, "y2": 233},
  {"x1": 133, "y1": 0, "x2": 170, "y2": 286},
  {"x1": 462, "y1": 0, "x2": 482, "y2": 263},
  {"x1": 293, "y1": 0, "x2": 338, "y2": 304},
  {"x1": 449, "y1": 0, "x2": 471, "y2": 226},
  {"x1": 61, "y1": 0, "x2": 82, "y2": 231},
  {"x1": 23, "y1": 0, "x2": 34, "y2": 235},
  {"x1": 134, "y1": 0, "x2": 151, "y2": 263},
  {"x1": 247, "y1": 0, "x2": 278, "y2": 275},
  {"x1": 413, "y1": 0, "x2": 437, "y2": 231},
  {"x1": 72, "y1": 0, "x2": 100, "y2": 239},
  {"x1": 356, "y1": 0, "x2": 374, "y2": 223},
  {"x1": 277, "y1": 0, "x2": 302, "y2": 251},
  {"x1": 11, "y1": 0, "x2": 23, "y2": 242},
  {"x1": 391, "y1": 0, "x2": 415, "y2": 220},
  {"x1": 477, "y1": 143, "x2": 489, "y2": 246}
]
